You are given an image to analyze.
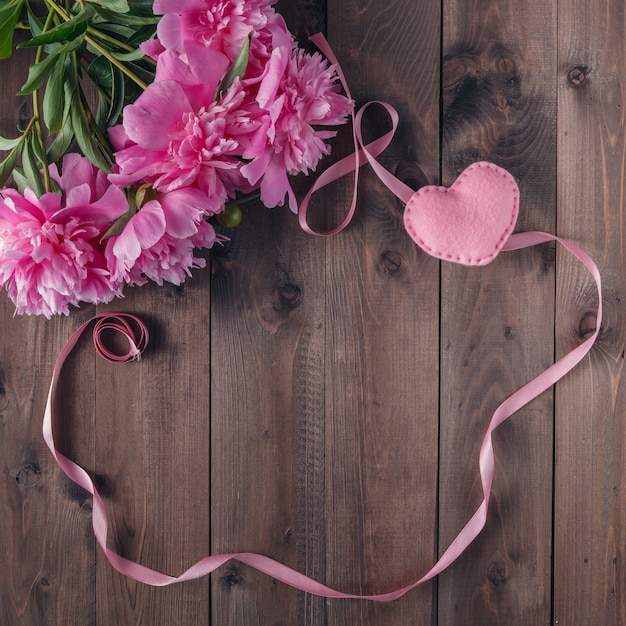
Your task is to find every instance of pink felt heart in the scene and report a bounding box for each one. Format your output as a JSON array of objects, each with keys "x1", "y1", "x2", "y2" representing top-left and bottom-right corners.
[{"x1": 403, "y1": 162, "x2": 519, "y2": 266}]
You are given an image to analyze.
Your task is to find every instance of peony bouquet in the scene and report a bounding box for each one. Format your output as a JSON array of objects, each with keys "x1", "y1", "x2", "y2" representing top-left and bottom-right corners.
[{"x1": 0, "y1": 0, "x2": 352, "y2": 317}]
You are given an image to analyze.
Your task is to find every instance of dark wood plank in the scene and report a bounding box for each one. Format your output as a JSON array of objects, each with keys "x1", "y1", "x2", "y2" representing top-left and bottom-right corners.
[
  {"x1": 210, "y1": 206, "x2": 326, "y2": 625},
  {"x1": 554, "y1": 1, "x2": 626, "y2": 622},
  {"x1": 209, "y1": 3, "x2": 328, "y2": 624},
  {"x1": 93, "y1": 279, "x2": 212, "y2": 624},
  {"x1": 0, "y1": 305, "x2": 98, "y2": 625},
  {"x1": 323, "y1": 1, "x2": 441, "y2": 624},
  {"x1": 439, "y1": 0, "x2": 558, "y2": 623},
  {"x1": 0, "y1": 40, "x2": 98, "y2": 625}
]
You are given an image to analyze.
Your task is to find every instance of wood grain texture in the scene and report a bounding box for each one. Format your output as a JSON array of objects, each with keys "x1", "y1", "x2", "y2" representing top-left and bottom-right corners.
[
  {"x1": 555, "y1": 0, "x2": 626, "y2": 623},
  {"x1": 439, "y1": 0, "x2": 557, "y2": 624},
  {"x1": 0, "y1": 40, "x2": 98, "y2": 625},
  {"x1": 0, "y1": 0, "x2": 623, "y2": 624},
  {"x1": 324, "y1": 2, "x2": 441, "y2": 625},
  {"x1": 0, "y1": 305, "x2": 97, "y2": 625},
  {"x1": 210, "y1": 204, "x2": 325, "y2": 626},
  {"x1": 94, "y1": 278, "x2": 212, "y2": 624}
]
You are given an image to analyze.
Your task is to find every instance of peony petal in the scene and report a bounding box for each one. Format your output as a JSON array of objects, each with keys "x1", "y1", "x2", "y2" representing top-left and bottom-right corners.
[
  {"x1": 59, "y1": 154, "x2": 95, "y2": 194},
  {"x1": 158, "y1": 188, "x2": 209, "y2": 237},
  {"x1": 123, "y1": 81, "x2": 191, "y2": 150},
  {"x1": 259, "y1": 155, "x2": 290, "y2": 209},
  {"x1": 108, "y1": 124, "x2": 133, "y2": 150},
  {"x1": 156, "y1": 13, "x2": 182, "y2": 50},
  {"x1": 65, "y1": 183, "x2": 93, "y2": 209},
  {"x1": 126, "y1": 200, "x2": 166, "y2": 249},
  {"x1": 140, "y1": 37, "x2": 166, "y2": 60},
  {"x1": 155, "y1": 43, "x2": 229, "y2": 96},
  {"x1": 153, "y1": 0, "x2": 183, "y2": 14},
  {"x1": 240, "y1": 150, "x2": 270, "y2": 187}
]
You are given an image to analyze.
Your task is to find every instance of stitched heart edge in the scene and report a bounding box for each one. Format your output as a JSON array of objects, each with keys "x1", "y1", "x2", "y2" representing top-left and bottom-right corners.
[{"x1": 404, "y1": 162, "x2": 520, "y2": 266}]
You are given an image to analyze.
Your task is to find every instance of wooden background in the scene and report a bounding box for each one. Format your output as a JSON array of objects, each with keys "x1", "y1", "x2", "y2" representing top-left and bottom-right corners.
[{"x1": 0, "y1": 0, "x2": 624, "y2": 624}]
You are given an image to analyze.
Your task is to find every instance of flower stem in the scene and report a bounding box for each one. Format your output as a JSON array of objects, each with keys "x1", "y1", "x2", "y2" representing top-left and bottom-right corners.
[
  {"x1": 87, "y1": 26, "x2": 157, "y2": 66},
  {"x1": 45, "y1": 0, "x2": 150, "y2": 89},
  {"x1": 32, "y1": 8, "x2": 56, "y2": 193}
]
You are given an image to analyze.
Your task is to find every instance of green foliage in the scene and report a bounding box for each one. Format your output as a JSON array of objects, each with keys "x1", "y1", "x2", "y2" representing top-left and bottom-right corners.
[
  {"x1": 0, "y1": 142, "x2": 23, "y2": 187},
  {"x1": 0, "y1": 0, "x2": 158, "y2": 193},
  {"x1": 42, "y1": 53, "x2": 66, "y2": 132},
  {"x1": 19, "y1": 6, "x2": 93, "y2": 47},
  {"x1": 0, "y1": 0, "x2": 24, "y2": 60},
  {"x1": 18, "y1": 35, "x2": 85, "y2": 95},
  {"x1": 215, "y1": 33, "x2": 252, "y2": 100}
]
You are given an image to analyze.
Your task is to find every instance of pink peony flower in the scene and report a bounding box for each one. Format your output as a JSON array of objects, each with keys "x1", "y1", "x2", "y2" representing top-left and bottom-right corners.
[
  {"x1": 110, "y1": 43, "x2": 263, "y2": 204},
  {"x1": 154, "y1": 0, "x2": 279, "y2": 76},
  {"x1": 241, "y1": 47, "x2": 353, "y2": 211},
  {"x1": 104, "y1": 187, "x2": 224, "y2": 287},
  {"x1": 0, "y1": 154, "x2": 128, "y2": 317}
]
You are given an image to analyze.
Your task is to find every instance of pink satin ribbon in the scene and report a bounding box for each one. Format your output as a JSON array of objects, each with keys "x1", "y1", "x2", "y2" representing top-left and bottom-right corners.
[
  {"x1": 43, "y1": 235, "x2": 602, "y2": 597},
  {"x1": 42, "y1": 36, "x2": 603, "y2": 599}
]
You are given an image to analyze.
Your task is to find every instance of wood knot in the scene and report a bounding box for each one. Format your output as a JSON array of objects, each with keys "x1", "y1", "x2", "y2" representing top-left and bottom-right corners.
[
  {"x1": 15, "y1": 463, "x2": 41, "y2": 489},
  {"x1": 392, "y1": 161, "x2": 430, "y2": 194},
  {"x1": 381, "y1": 250, "x2": 403, "y2": 274},
  {"x1": 0, "y1": 370, "x2": 7, "y2": 412},
  {"x1": 578, "y1": 312, "x2": 597, "y2": 339},
  {"x1": 541, "y1": 243, "x2": 557, "y2": 274},
  {"x1": 94, "y1": 473, "x2": 113, "y2": 497},
  {"x1": 18, "y1": 100, "x2": 33, "y2": 132},
  {"x1": 567, "y1": 65, "x2": 589, "y2": 87},
  {"x1": 221, "y1": 566, "x2": 243, "y2": 590},
  {"x1": 487, "y1": 559, "x2": 508, "y2": 587},
  {"x1": 275, "y1": 281, "x2": 302, "y2": 310}
]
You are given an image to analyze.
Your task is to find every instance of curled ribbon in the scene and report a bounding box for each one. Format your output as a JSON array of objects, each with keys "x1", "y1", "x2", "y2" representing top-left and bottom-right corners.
[
  {"x1": 43, "y1": 240, "x2": 602, "y2": 597},
  {"x1": 42, "y1": 36, "x2": 603, "y2": 599}
]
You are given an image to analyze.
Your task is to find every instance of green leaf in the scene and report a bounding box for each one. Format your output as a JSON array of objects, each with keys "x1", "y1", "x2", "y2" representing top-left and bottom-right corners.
[
  {"x1": 0, "y1": 133, "x2": 24, "y2": 151},
  {"x1": 43, "y1": 55, "x2": 66, "y2": 132},
  {"x1": 125, "y1": 24, "x2": 157, "y2": 47},
  {"x1": 215, "y1": 32, "x2": 252, "y2": 100},
  {"x1": 47, "y1": 55, "x2": 77, "y2": 163},
  {"x1": 108, "y1": 64, "x2": 125, "y2": 125},
  {"x1": 91, "y1": 22, "x2": 135, "y2": 39},
  {"x1": 124, "y1": 61, "x2": 154, "y2": 85},
  {"x1": 88, "y1": 57, "x2": 126, "y2": 127},
  {"x1": 94, "y1": 89, "x2": 108, "y2": 130},
  {"x1": 25, "y1": 2, "x2": 44, "y2": 37},
  {"x1": 19, "y1": 6, "x2": 93, "y2": 47},
  {"x1": 46, "y1": 119, "x2": 74, "y2": 164},
  {"x1": 10, "y1": 166, "x2": 28, "y2": 193},
  {"x1": 0, "y1": 0, "x2": 24, "y2": 59},
  {"x1": 127, "y1": 0, "x2": 157, "y2": 17},
  {"x1": 110, "y1": 47, "x2": 146, "y2": 62},
  {"x1": 92, "y1": 5, "x2": 159, "y2": 26},
  {"x1": 70, "y1": 99, "x2": 110, "y2": 171},
  {"x1": 22, "y1": 134, "x2": 44, "y2": 197},
  {"x1": 89, "y1": 0, "x2": 130, "y2": 13},
  {"x1": 87, "y1": 54, "x2": 113, "y2": 91},
  {"x1": 100, "y1": 201, "x2": 137, "y2": 241},
  {"x1": 0, "y1": 142, "x2": 22, "y2": 187},
  {"x1": 18, "y1": 36, "x2": 85, "y2": 95}
]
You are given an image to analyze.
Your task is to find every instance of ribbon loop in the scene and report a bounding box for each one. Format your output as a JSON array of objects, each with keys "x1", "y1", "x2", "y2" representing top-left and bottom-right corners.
[
  {"x1": 300, "y1": 35, "x2": 420, "y2": 235},
  {"x1": 92, "y1": 314, "x2": 149, "y2": 363}
]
